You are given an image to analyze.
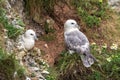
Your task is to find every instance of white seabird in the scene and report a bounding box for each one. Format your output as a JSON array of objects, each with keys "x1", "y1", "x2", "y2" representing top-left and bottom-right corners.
[
  {"x1": 17, "y1": 29, "x2": 38, "y2": 51},
  {"x1": 64, "y1": 19, "x2": 96, "y2": 67},
  {"x1": 22, "y1": 29, "x2": 38, "y2": 50}
]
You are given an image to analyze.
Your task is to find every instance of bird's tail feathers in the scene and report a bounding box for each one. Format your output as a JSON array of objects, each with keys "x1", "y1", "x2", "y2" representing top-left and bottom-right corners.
[{"x1": 80, "y1": 53, "x2": 96, "y2": 67}]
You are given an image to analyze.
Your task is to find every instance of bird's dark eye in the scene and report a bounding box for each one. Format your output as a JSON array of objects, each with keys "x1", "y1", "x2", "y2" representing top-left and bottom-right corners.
[
  {"x1": 30, "y1": 33, "x2": 33, "y2": 36},
  {"x1": 71, "y1": 23, "x2": 74, "y2": 24}
]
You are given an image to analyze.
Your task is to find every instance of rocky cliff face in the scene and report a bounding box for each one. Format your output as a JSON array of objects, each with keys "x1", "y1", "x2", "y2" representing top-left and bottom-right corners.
[
  {"x1": 0, "y1": 24, "x2": 6, "y2": 49},
  {"x1": 108, "y1": 0, "x2": 120, "y2": 12},
  {"x1": 0, "y1": 0, "x2": 50, "y2": 80},
  {"x1": 1, "y1": 0, "x2": 120, "y2": 80}
]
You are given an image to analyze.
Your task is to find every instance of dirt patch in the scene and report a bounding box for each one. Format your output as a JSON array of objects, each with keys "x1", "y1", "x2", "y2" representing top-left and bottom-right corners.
[
  {"x1": 26, "y1": 2, "x2": 120, "y2": 66},
  {"x1": 35, "y1": 29, "x2": 64, "y2": 66},
  {"x1": 26, "y1": 3, "x2": 80, "y2": 66}
]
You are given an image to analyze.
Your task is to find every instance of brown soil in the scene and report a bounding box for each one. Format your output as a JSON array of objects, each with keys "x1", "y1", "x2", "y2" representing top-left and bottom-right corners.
[
  {"x1": 35, "y1": 29, "x2": 64, "y2": 66},
  {"x1": 27, "y1": 2, "x2": 120, "y2": 66},
  {"x1": 27, "y1": 4, "x2": 80, "y2": 66}
]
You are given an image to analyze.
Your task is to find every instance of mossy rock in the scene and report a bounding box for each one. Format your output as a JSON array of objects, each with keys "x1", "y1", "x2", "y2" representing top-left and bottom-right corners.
[
  {"x1": 0, "y1": 23, "x2": 5, "y2": 49},
  {"x1": 0, "y1": 48, "x2": 25, "y2": 80}
]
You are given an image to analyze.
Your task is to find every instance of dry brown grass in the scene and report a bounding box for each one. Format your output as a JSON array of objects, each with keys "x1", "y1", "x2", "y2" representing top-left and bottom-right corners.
[
  {"x1": 85, "y1": 12, "x2": 120, "y2": 46},
  {"x1": 0, "y1": 23, "x2": 6, "y2": 49}
]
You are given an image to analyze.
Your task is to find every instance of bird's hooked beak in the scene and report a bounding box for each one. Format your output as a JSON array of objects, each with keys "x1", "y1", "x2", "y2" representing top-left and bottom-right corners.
[
  {"x1": 76, "y1": 24, "x2": 80, "y2": 29},
  {"x1": 34, "y1": 35, "x2": 38, "y2": 40}
]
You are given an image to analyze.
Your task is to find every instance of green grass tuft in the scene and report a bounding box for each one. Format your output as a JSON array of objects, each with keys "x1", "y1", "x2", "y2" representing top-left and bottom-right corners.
[
  {"x1": 40, "y1": 34, "x2": 56, "y2": 42},
  {"x1": 53, "y1": 43, "x2": 120, "y2": 80},
  {"x1": 0, "y1": 8, "x2": 23, "y2": 39},
  {"x1": 0, "y1": 48, "x2": 25, "y2": 80},
  {"x1": 72, "y1": 0, "x2": 108, "y2": 28},
  {"x1": 44, "y1": 21, "x2": 55, "y2": 34},
  {"x1": 46, "y1": 68, "x2": 58, "y2": 80}
]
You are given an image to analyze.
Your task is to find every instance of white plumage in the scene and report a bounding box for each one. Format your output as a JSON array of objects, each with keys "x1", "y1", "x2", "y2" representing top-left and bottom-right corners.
[
  {"x1": 17, "y1": 29, "x2": 38, "y2": 51},
  {"x1": 64, "y1": 19, "x2": 96, "y2": 67},
  {"x1": 23, "y1": 29, "x2": 38, "y2": 50}
]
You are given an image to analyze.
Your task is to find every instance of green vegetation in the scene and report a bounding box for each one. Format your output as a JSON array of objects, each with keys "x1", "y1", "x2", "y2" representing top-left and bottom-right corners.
[
  {"x1": 46, "y1": 43, "x2": 120, "y2": 80},
  {"x1": 38, "y1": 20, "x2": 55, "y2": 42},
  {"x1": 24, "y1": 0, "x2": 109, "y2": 28},
  {"x1": 52, "y1": 43, "x2": 120, "y2": 80},
  {"x1": 0, "y1": 8, "x2": 23, "y2": 39},
  {"x1": 16, "y1": 67, "x2": 25, "y2": 79},
  {"x1": 40, "y1": 21, "x2": 56, "y2": 42},
  {"x1": 46, "y1": 68, "x2": 58, "y2": 80},
  {"x1": 72, "y1": 0, "x2": 108, "y2": 27},
  {"x1": 40, "y1": 34, "x2": 56, "y2": 42},
  {"x1": 91, "y1": 43, "x2": 120, "y2": 80},
  {"x1": 44, "y1": 21, "x2": 55, "y2": 34},
  {"x1": 0, "y1": 0, "x2": 24, "y2": 39},
  {"x1": 16, "y1": 19, "x2": 25, "y2": 27},
  {"x1": 25, "y1": 0, "x2": 55, "y2": 15},
  {"x1": 0, "y1": 0, "x2": 120, "y2": 80},
  {"x1": 0, "y1": 48, "x2": 25, "y2": 80}
]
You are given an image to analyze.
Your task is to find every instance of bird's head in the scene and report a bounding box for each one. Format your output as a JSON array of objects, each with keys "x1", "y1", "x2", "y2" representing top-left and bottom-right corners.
[
  {"x1": 24, "y1": 29, "x2": 38, "y2": 40},
  {"x1": 64, "y1": 19, "x2": 80, "y2": 31}
]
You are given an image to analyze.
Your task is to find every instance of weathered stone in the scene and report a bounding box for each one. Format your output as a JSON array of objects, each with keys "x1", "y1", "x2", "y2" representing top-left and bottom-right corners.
[
  {"x1": 1, "y1": 0, "x2": 50, "y2": 80},
  {"x1": 108, "y1": 0, "x2": 120, "y2": 12}
]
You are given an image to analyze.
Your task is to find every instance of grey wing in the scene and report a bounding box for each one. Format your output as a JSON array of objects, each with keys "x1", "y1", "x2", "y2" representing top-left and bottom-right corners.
[
  {"x1": 64, "y1": 31, "x2": 89, "y2": 53},
  {"x1": 65, "y1": 31, "x2": 96, "y2": 67}
]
